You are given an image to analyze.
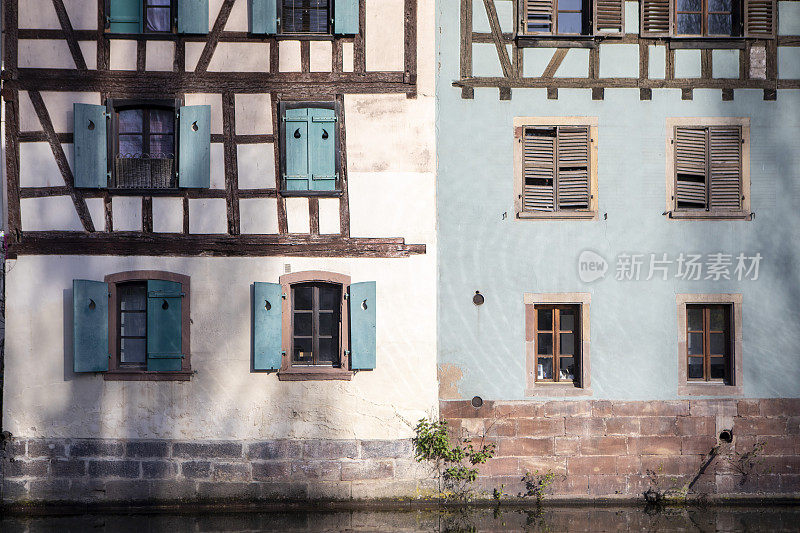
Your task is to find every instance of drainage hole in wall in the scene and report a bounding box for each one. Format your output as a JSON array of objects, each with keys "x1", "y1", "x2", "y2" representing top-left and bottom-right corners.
[
  {"x1": 473, "y1": 291, "x2": 484, "y2": 306},
  {"x1": 471, "y1": 396, "x2": 483, "y2": 408},
  {"x1": 719, "y1": 429, "x2": 733, "y2": 443}
]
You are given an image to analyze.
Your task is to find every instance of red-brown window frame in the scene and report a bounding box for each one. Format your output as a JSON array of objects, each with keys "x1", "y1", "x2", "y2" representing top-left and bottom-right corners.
[
  {"x1": 686, "y1": 304, "x2": 732, "y2": 383},
  {"x1": 533, "y1": 304, "x2": 582, "y2": 384}
]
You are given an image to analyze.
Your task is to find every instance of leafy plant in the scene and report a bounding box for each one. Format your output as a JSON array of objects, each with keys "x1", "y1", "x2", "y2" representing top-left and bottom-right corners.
[
  {"x1": 731, "y1": 440, "x2": 768, "y2": 485},
  {"x1": 411, "y1": 417, "x2": 496, "y2": 500},
  {"x1": 519, "y1": 470, "x2": 561, "y2": 503}
]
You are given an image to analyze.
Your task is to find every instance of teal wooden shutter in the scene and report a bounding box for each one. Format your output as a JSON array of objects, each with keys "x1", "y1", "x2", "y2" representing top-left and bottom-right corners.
[
  {"x1": 178, "y1": 105, "x2": 211, "y2": 188},
  {"x1": 74, "y1": 103, "x2": 108, "y2": 189},
  {"x1": 349, "y1": 282, "x2": 376, "y2": 371},
  {"x1": 108, "y1": 0, "x2": 142, "y2": 33},
  {"x1": 178, "y1": 0, "x2": 209, "y2": 34},
  {"x1": 309, "y1": 108, "x2": 337, "y2": 192},
  {"x1": 146, "y1": 280, "x2": 183, "y2": 371},
  {"x1": 250, "y1": 0, "x2": 278, "y2": 34},
  {"x1": 334, "y1": 0, "x2": 359, "y2": 35},
  {"x1": 73, "y1": 280, "x2": 109, "y2": 372},
  {"x1": 253, "y1": 282, "x2": 283, "y2": 371},
  {"x1": 284, "y1": 108, "x2": 310, "y2": 191}
]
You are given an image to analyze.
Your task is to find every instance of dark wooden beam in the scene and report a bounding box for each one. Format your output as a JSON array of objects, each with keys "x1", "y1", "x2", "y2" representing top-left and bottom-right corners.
[
  {"x1": 336, "y1": 94, "x2": 350, "y2": 237},
  {"x1": 404, "y1": 0, "x2": 418, "y2": 95},
  {"x1": 541, "y1": 49, "x2": 568, "y2": 78},
  {"x1": 51, "y1": 0, "x2": 87, "y2": 70},
  {"x1": 222, "y1": 91, "x2": 241, "y2": 235},
  {"x1": 195, "y1": 0, "x2": 234, "y2": 73},
  {"x1": 482, "y1": 0, "x2": 513, "y2": 78}
]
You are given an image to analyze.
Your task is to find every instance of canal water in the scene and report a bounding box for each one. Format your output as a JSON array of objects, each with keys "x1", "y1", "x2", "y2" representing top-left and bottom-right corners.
[{"x1": 2, "y1": 504, "x2": 799, "y2": 531}]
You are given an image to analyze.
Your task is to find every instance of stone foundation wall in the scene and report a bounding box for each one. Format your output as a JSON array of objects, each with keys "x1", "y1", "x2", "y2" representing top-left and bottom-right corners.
[
  {"x1": 1, "y1": 438, "x2": 431, "y2": 504},
  {"x1": 442, "y1": 399, "x2": 800, "y2": 499}
]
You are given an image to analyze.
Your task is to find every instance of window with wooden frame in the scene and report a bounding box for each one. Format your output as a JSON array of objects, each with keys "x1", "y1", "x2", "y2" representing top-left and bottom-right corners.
[
  {"x1": 252, "y1": 271, "x2": 377, "y2": 381},
  {"x1": 524, "y1": 293, "x2": 591, "y2": 396},
  {"x1": 517, "y1": 0, "x2": 625, "y2": 38},
  {"x1": 641, "y1": 0, "x2": 776, "y2": 38},
  {"x1": 665, "y1": 118, "x2": 750, "y2": 220},
  {"x1": 72, "y1": 271, "x2": 192, "y2": 381},
  {"x1": 677, "y1": 294, "x2": 742, "y2": 396},
  {"x1": 514, "y1": 117, "x2": 598, "y2": 219},
  {"x1": 106, "y1": 0, "x2": 209, "y2": 34},
  {"x1": 279, "y1": 102, "x2": 342, "y2": 196},
  {"x1": 250, "y1": 0, "x2": 359, "y2": 36}
]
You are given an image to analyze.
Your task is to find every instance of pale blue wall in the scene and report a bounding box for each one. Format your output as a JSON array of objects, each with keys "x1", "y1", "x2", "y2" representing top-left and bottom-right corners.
[{"x1": 436, "y1": 1, "x2": 800, "y2": 400}]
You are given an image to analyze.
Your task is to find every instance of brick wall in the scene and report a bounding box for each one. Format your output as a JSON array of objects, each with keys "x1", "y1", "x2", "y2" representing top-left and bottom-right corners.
[
  {"x1": 441, "y1": 399, "x2": 800, "y2": 499},
  {"x1": 1, "y1": 438, "x2": 431, "y2": 504}
]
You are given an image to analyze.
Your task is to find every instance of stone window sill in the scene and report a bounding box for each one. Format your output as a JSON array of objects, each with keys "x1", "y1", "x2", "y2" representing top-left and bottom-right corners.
[
  {"x1": 679, "y1": 383, "x2": 743, "y2": 397},
  {"x1": 103, "y1": 371, "x2": 193, "y2": 381},
  {"x1": 278, "y1": 367, "x2": 353, "y2": 381},
  {"x1": 525, "y1": 385, "x2": 592, "y2": 397},
  {"x1": 667, "y1": 210, "x2": 752, "y2": 221},
  {"x1": 518, "y1": 210, "x2": 598, "y2": 220}
]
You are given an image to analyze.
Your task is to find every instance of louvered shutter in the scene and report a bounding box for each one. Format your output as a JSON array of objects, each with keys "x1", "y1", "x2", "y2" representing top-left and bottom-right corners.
[
  {"x1": 334, "y1": 0, "x2": 359, "y2": 35},
  {"x1": 284, "y1": 108, "x2": 310, "y2": 191},
  {"x1": 674, "y1": 127, "x2": 708, "y2": 209},
  {"x1": 108, "y1": 0, "x2": 142, "y2": 33},
  {"x1": 73, "y1": 280, "x2": 109, "y2": 373},
  {"x1": 178, "y1": 0, "x2": 209, "y2": 34},
  {"x1": 522, "y1": 0, "x2": 554, "y2": 34},
  {"x1": 74, "y1": 104, "x2": 108, "y2": 188},
  {"x1": 594, "y1": 0, "x2": 624, "y2": 34},
  {"x1": 253, "y1": 282, "x2": 283, "y2": 371},
  {"x1": 349, "y1": 282, "x2": 376, "y2": 371},
  {"x1": 522, "y1": 127, "x2": 556, "y2": 211},
  {"x1": 178, "y1": 105, "x2": 211, "y2": 188},
  {"x1": 744, "y1": 0, "x2": 776, "y2": 38},
  {"x1": 146, "y1": 280, "x2": 183, "y2": 371},
  {"x1": 709, "y1": 127, "x2": 742, "y2": 210},
  {"x1": 641, "y1": 0, "x2": 672, "y2": 36},
  {"x1": 309, "y1": 108, "x2": 337, "y2": 192},
  {"x1": 557, "y1": 127, "x2": 590, "y2": 210},
  {"x1": 250, "y1": 0, "x2": 278, "y2": 34}
]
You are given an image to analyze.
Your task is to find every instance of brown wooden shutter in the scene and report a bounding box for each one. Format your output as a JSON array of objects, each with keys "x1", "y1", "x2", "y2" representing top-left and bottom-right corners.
[
  {"x1": 674, "y1": 127, "x2": 708, "y2": 209},
  {"x1": 556, "y1": 126, "x2": 590, "y2": 209},
  {"x1": 594, "y1": 0, "x2": 625, "y2": 35},
  {"x1": 641, "y1": 0, "x2": 672, "y2": 36},
  {"x1": 709, "y1": 126, "x2": 742, "y2": 210},
  {"x1": 744, "y1": 0, "x2": 776, "y2": 38},
  {"x1": 523, "y1": 0, "x2": 554, "y2": 34},
  {"x1": 523, "y1": 127, "x2": 556, "y2": 211}
]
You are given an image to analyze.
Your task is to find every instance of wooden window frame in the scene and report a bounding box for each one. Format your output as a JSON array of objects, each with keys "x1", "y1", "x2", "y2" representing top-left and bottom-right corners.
[
  {"x1": 674, "y1": 0, "x2": 742, "y2": 38},
  {"x1": 516, "y1": 0, "x2": 625, "y2": 45},
  {"x1": 143, "y1": 0, "x2": 177, "y2": 34},
  {"x1": 665, "y1": 117, "x2": 750, "y2": 220},
  {"x1": 278, "y1": 101, "x2": 343, "y2": 198},
  {"x1": 278, "y1": 271, "x2": 353, "y2": 381},
  {"x1": 105, "y1": 270, "x2": 192, "y2": 381},
  {"x1": 514, "y1": 116, "x2": 598, "y2": 220},
  {"x1": 278, "y1": 0, "x2": 333, "y2": 36},
  {"x1": 524, "y1": 293, "x2": 592, "y2": 397},
  {"x1": 677, "y1": 294, "x2": 743, "y2": 396},
  {"x1": 106, "y1": 98, "x2": 183, "y2": 192},
  {"x1": 104, "y1": 0, "x2": 178, "y2": 36}
]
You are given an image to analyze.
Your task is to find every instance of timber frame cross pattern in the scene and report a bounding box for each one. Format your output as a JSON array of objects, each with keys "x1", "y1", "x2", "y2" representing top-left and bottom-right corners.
[
  {"x1": 2, "y1": 0, "x2": 423, "y2": 259},
  {"x1": 456, "y1": 0, "x2": 798, "y2": 101}
]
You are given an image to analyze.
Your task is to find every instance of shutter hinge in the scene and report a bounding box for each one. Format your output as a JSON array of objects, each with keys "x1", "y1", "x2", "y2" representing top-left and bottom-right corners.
[
  {"x1": 344, "y1": 350, "x2": 351, "y2": 356},
  {"x1": 343, "y1": 293, "x2": 349, "y2": 300},
  {"x1": 281, "y1": 350, "x2": 286, "y2": 356},
  {"x1": 282, "y1": 293, "x2": 287, "y2": 299}
]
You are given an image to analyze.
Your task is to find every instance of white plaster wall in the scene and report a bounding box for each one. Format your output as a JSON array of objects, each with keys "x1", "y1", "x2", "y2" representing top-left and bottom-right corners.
[
  {"x1": 153, "y1": 197, "x2": 184, "y2": 233},
  {"x1": 237, "y1": 144, "x2": 276, "y2": 189},
  {"x1": 19, "y1": 40, "x2": 77, "y2": 69},
  {"x1": 3, "y1": 254, "x2": 438, "y2": 441},
  {"x1": 310, "y1": 41, "x2": 333, "y2": 72},
  {"x1": 366, "y1": 0, "x2": 405, "y2": 72},
  {"x1": 19, "y1": 0, "x2": 60, "y2": 29},
  {"x1": 279, "y1": 41, "x2": 302, "y2": 72},
  {"x1": 207, "y1": 43, "x2": 270, "y2": 73},
  {"x1": 20, "y1": 142, "x2": 67, "y2": 188},
  {"x1": 234, "y1": 94, "x2": 272, "y2": 135},
  {"x1": 79, "y1": 42, "x2": 98, "y2": 70},
  {"x1": 64, "y1": 0, "x2": 98, "y2": 30},
  {"x1": 240, "y1": 198, "x2": 280, "y2": 234},
  {"x1": 189, "y1": 198, "x2": 228, "y2": 234},
  {"x1": 19, "y1": 91, "x2": 101, "y2": 133},
  {"x1": 113, "y1": 197, "x2": 142, "y2": 232},
  {"x1": 85, "y1": 198, "x2": 106, "y2": 232},
  {"x1": 20, "y1": 197, "x2": 84, "y2": 231},
  {"x1": 110, "y1": 40, "x2": 138, "y2": 71},
  {"x1": 184, "y1": 93, "x2": 223, "y2": 136},
  {"x1": 147, "y1": 41, "x2": 176, "y2": 71}
]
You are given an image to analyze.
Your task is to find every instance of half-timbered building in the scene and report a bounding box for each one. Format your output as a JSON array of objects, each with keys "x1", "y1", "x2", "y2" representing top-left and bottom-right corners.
[{"x1": 1, "y1": 0, "x2": 437, "y2": 503}]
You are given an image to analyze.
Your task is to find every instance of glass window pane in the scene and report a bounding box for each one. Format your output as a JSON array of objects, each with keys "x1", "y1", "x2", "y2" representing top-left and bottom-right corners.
[
  {"x1": 710, "y1": 357, "x2": 726, "y2": 379},
  {"x1": 294, "y1": 286, "x2": 313, "y2": 310},
  {"x1": 537, "y1": 333, "x2": 553, "y2": 355},
  {"x1": 687, "y1": 308, "x2": 703, "y2": 331},
  {"x1": 710, "y1": 307, "x2": 726, "y2": 330},
  {"x1": 559, "y1": 356, "x2": 575, "y2": 381},
  {"x1": 118, "y1": 109, "x2": 143, "y2": 133},
  {"x1": 677, "y1": 0, "x2": 702, "y2": 11},
  {"x1": 149, "y1": 109, "x2": 174, "y2": 134},
  {"x1": 119, "y1": 135, "x2": 143, "y2": 156},
  {"x1": 557, "y1": 12, "x2": 582, "y2": 34},
  {"x1": 559, "y1": 0, "x2": 583, "y2": 10},
  {"x1": 121, "y1": 338, "x2": 146, "y2": 364},
  {"x1": 119, "y1": 285, "x2": 146, "y2": 310},
  {"x1": 146, "y1": 7, "x2": 171, "y2": 32},
  {"x1": 559, "y1": 333, "x2": 574, "y2": 355},
  {"x1": 537, "y1": 309, "x2": 553, "y2": 330},
  {"x1": 318, "y1": 337, "x2": 338, "y2": 364},
  {"x1": 677, "y1": 13, "x2": 702, "y2": 34},
  {"x1": 120, "y1": 312, "x2": 146, "y2": 337},
  {"x1": 149, "y1": 135, "x2": 174, "y2": 157},
  {"x1": 710, "y1": 332, "x2": 726, "y2": 355},
  {"x1": 708, "y1": 14, "x2": 732, "y2": 35},
  {"x1": 708, "y1": 0, "x2": 731, "y2": 11},
  {"x1": 559, "y1": 309, "x2": 575, "y2": 331},
  {"x1": 292, "y1": 337, "x2": 313, "y2": 364},
  {"x1": 318, "y1": 312, "x2": 336, "y2": 336},
  {"x1": 293, "y1": 312, "x2": 312, "y2": 337},
  {"x1": 309, "y1": 9, "x2": 327, "y2": 32},
  {"x1": 528, "y1": 22, "x2": 551, "y2": 32},
  {"x1": 688, "y1": 356, "x2": 704, "y2": 379},
  {"x1": 537, "y1": 357, "x2": 553, "y2": 380},
  {"x1": 688, "y1": 332, "x2": 704, "y2": 355},
  {"x1": 148, "y1": 0, "x2": 170, "y2": 6},
  {"x1": 319, "y1": 285, "x2": 339, "y2": 310}
]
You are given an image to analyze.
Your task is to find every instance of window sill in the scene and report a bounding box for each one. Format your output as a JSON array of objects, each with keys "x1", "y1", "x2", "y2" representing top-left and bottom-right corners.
[
  {"x1": 666, "y1": 210, "x2": 752, "y2": 221},
  {"x1": 518, "y1": 211, "x2": 597, "y2": 220},
  {"x1": 516, "y1": 36, "x2": 598, "y2": 48},
  {"x1": 104, "y1": 32, "x2": 178, "y2": 41},
  {"x1": 667, "y1": 38, "x2": 747, "y2": 49},
  {"x1": 679, "y1": 383, "x2": 743, "y2": 397},
  {"x1": 103, "y1": 371, "x2": 193, "y2": 381},
  {"x1": 278, "y1": 367, "x2": 353, "y2": 381},
  {"x1": 280, "y1": 190, "x2": 343, "y2": 198},
  {"x1": 525, "y1": 384, "x2": 591, "y2": 397},
  {"x1": 274, "y1": 34, "x2": 336, "y2": 41}
]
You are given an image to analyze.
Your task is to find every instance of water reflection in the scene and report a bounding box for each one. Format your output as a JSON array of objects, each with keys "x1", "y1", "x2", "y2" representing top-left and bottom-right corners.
[{"x1": 2, "y1": 504, "x2": 799, "y2": 532}]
